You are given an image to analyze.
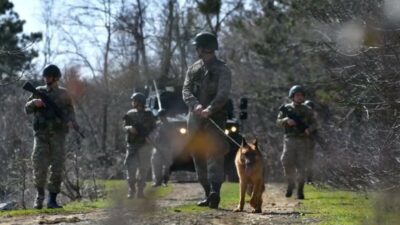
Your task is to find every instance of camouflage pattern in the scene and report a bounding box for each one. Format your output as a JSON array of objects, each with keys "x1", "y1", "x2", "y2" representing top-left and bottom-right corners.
[
  {"x1": 182, "y1": 56, "x2": 231, "y2": 186},
  {"x1": 123, "y1": 109, "x2": 156, "y2": 192},
  {"x1": 277, "y1": 103, "x2": 316, "y2": 184},
  {"x1": 305, "y1": 136, "x2": 316, "y2": 180},
  {"x1": 25, "y1": 85, "x2": 75, "y2": 194},
  {"x1": 150, "y1": 120, "x2": 174, "y2": 185},
  {"x1": 303, "y1": 102, "x2": 318, "y2": 181}
]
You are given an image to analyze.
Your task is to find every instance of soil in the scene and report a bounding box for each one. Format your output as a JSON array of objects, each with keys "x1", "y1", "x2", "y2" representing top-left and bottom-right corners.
[{"x1": 0, "y1": 183, "x2": 320, "y2": 225}]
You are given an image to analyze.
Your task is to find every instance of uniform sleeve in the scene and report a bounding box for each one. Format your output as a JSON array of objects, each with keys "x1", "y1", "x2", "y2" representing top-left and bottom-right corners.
[
  {"x1": 123, "y1": 113, "x2": 131, "y2": 127},
  {"x1": 182, "y1": 66, "x2": 201, "y2": 110},
  {"x1": 64, "y1": 91, "x2": 76, "y2": 121},
  {"x1": 276, "y1": 110, "x2": 289, "y2": 127},
  {"x1": 24, "y1": 94, "x2": 37, "y2": 114},
  {"x1": 306, "y1": 109, "x2": 317, "y2": 132},
  {"x1": 142, "y1": 112, "x2": 156, "y2": 137},
  {"x1": 206, "y1": 65, "x2": 232, "y2": 114}
]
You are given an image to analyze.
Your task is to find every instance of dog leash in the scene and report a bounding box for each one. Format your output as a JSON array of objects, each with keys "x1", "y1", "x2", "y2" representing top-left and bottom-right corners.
[{"x1": 208, "y1": 118, "x2": 242, "y2": 148}]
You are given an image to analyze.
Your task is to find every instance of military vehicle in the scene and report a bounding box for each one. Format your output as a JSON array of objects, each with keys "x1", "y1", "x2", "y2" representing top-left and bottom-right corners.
[{"x1": 144, "y1": 83, "x2": 247, "y2": 181}]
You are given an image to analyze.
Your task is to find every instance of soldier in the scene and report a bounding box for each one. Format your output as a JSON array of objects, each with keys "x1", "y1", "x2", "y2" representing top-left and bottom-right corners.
[
  {"x1": 182, "y1": 32, "x2": 231, "y2": 209},
  {"x1": 304, "y1": 100, "x2": 316, "y2": 183},
  {"x1": 150, "y1": 109, "x2": 173, "y2": 187},
  {"x1": 25, "y1": 64, "x2": 75, "y2": 209},
  {"x1": 277, "y1": 85, "x2": 316, "y2": 199},
  {"x1": 123, "y1": 92, "x2": 156, "y2": 198}
]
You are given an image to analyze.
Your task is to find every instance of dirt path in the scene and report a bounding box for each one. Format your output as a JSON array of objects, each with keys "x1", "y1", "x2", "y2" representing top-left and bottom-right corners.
[{"x1": 1, "y1": 183, "x2": 319, "y2": 225}]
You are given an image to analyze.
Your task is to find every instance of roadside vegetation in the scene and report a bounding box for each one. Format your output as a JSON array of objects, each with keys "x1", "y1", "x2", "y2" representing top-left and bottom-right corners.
[{"x1": 0, "y1": 180, "x2": 172, "y2": 218}]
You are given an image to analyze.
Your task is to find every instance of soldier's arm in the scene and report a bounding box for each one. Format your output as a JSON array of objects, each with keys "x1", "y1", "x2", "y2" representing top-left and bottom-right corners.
[
  {"x1": 276, "y1": 111, "x2": 289, "y2": 127},
  {"x1": 206, "y1": 65, "x2": 232, "y2": 114},
  {"x1": 64, "y1": 91, "x2": 76, "y2": 121},
  {"x1": 25, "y1": 94, "x2": 38, "y2": 114},
  {"x1": 123, "y1": 114, "x2": 133, "y2": 131},
  {"x1": 306, "y1": 109, "x2": 318, "y2": 132},
  {"x1": 182, "y1": 67, "x2": 201, "y2": 109},
  {"x1": 142, "y1": 113, "x2": 156, "y2": 137}
]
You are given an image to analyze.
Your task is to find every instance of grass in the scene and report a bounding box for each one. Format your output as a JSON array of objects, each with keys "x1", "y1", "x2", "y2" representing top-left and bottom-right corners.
[
  {"x1": 0, "y1": 180, "x2": 172, "y2": 218},
  {"x1": 170, "y1": 182, "x2": 238, "y2": 213},
  {"x1": 3, "y1": 181, "x2": 399, "y2": 225},
  {"x1": 299, "y1": 185, "x2": 373, "y2": 225},
  {"x1": 173, "y1": 182, "x2": 400, "y2": 225}
]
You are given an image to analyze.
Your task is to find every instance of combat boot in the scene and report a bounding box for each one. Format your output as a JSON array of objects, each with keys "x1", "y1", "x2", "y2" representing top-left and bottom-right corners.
[
  {"x1": 285, "y1": 182, "x2": 295, "y2": 198},
  {"x1": 162, "y1": 173, "x2": 169, "y2": 187},
  {"x1": 197, "y1": 183, "x2": 210, "y2": 207},
  {"x1": 33, "y1": 188, "x2": 45, "y2": 209},
  {"x1": 136, "y1": 187, "x2": 145, "y2": 199},
  {"x1": 151, "y1": 182, "x2": 162, "y2": 187},
  {"x1": 297, "y1": 181, "x2": 305, "y2": 200},
  {"x1": 208, "y1": 182, "x2": 221, "y2": 209},
  {"x1": 47, "y1": 193, "x2": 63, "y2": 209},
  {"x1": 127, "y1": 185, "x2": 136, "y2": 199}
]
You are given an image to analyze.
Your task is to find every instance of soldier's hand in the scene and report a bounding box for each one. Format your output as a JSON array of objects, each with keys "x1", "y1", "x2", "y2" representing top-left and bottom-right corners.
[
  {"x1": 200, "y1": 108, "x2": 212, "y2": 118},
  {"x1": 130, "y1": 127, "x2": 138, "y2": 135},
  {"x1": 305, "y1": 128, "x2": 311, "y2": 136},
  {"x1": 33, "y1": 99, "x2": 45, "y2": 108},
  {"x1": 194, "y1": 104, "x2": 203, "y2": 115},
  {"x1": 287, "y1": 119, "x2": 296, "y2": 126}
]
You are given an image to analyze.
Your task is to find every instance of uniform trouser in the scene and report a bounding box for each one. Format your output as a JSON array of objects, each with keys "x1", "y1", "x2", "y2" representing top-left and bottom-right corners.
[
  {"x1": 151, "y1": 147, "x2": 173, "y2": 184},
  {"x1": 125, "y1": 144, "x2": 152, "y2": 190},
  {"x1": 193, "y1": 153, "x2": 225, "y2": 188},
  {"x1": 280, "y1": 136, "x2": 310, "y2": 185},
  {"x1": 305, "y1": 140, "x2": 316, "y2": 179},
  {"x1": 32, "y1": 132, "x2": 66, "y2": 194},
  {"x1": 189, "y1": 127, "x2": 228, "y2": 191}
]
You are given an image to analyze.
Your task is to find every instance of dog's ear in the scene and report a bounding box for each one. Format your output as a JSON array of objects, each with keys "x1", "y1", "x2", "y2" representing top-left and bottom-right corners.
[{"x1": 241, "y1": 137, "x2": 247, "y2": 147}]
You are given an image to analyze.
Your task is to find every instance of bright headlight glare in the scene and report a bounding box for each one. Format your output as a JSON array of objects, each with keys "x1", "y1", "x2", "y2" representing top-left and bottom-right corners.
[
  {"x1": 230, "y1": 126, "x2": 237, "y2": 132},
  {"x1": 224, "y1": 129, "x2": 229, "y2": 135},
  {"x1": 179, "y1": 128, "x2": 187, "y2": 134}
]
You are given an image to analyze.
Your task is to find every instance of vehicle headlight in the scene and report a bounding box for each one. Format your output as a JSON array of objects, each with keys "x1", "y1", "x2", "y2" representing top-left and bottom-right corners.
[
  {"x1": 224, "y1": 129, "x2": 229, "y2": 135},
  {"x1": 230, "y1": 126, "x2": 237, "y2": 132},
  {"x1": 179, "y1": 127, "x2": 187, "y2": 134}
]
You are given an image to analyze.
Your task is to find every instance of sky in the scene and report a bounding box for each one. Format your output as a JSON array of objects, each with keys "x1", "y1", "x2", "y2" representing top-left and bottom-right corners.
[
  {"x1": 12, "y1": 0, "x2": 43, "y2": 34},
  {"x1": 10, "y1": 0, "x2": 255, "y2": 77}
]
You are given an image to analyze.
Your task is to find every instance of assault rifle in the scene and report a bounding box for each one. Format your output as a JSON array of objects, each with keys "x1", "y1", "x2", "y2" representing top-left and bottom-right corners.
[
  {"x1": 279, "y1": 105, "x2": 309, "y2": 132},
  {"x1": 279, "y1": 105, "x2": 327, "y2": 148},
  {"x1": 23, "y1": 81, "x2": 85, "y2": 138}
]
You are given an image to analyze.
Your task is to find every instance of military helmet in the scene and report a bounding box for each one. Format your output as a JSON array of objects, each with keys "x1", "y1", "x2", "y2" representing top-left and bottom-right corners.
[
  {"x1": 157, "y1": 108, "x2": 167, "y2": 117},
  {"x1": 43, "y1": 64, "x2": 61, "y2": 78},
  {"x1": 304, "y1": 100, "x2": 315, "y2": 109},
  {"x1": 191, "y1": 32, "x2": 218, "y2": 50},
  {"x1": 130, "y1": 92, "x2": 146, "y2": 105},
  {"x1": 288, "y1": 85, "x2": 305, "y2": 98}
]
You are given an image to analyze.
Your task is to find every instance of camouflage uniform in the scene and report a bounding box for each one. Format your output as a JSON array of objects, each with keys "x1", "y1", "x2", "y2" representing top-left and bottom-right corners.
[
  {"x1": 277, "y1": 102, "x2": 316, "y2": 197},
  {"x1": 123, "y1": 108, "x2": 156, "y2": 197},
  {"x1": 25, "y1": 85, "x2": 75, "y2": 194},
  {"x1": 303, "y1": 102, "x2": 317, "y2": 182},
  {"x1": 182, "y1": 56, "x2": 231, "y2": 202},
  {"x1": 150, "y1": 120, "x2": 173, "y2": 186}
]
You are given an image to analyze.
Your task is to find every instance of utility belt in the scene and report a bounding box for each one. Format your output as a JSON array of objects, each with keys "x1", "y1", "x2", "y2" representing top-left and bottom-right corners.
[
  {"x1": 284, "y1": 133, "x2": 309, "y2": 138},
  {"x1": 33, "y1": 116, "x2": 67, "y2": 133}
]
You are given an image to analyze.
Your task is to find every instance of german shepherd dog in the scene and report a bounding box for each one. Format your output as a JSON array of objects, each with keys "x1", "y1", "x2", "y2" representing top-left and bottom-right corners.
[{"x1": 233, "y1": 138, "x2": 265, "y2": 213}]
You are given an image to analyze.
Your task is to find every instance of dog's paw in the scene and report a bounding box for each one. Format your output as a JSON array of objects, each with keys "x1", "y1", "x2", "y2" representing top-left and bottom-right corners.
[
  {"x1": 251, "y1": 208, "x2": 262, "y2": 213},
  {"x1": 233, "y1": 207, "x2": 243, "y2": 212}
]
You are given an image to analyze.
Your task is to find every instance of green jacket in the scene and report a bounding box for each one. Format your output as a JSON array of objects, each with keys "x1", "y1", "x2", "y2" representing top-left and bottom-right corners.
[
  {"x1": 25, "y1": 85, "x2": 75, "y2": 134},
  {"x1": 123, "y1": 109, "x2": 156, "y2": 146},
  {"x1": 182, "y1": 56, "x2": 232, "y2": 130},
  {"x1": 277, "y1": 103, "x2": 317, "y2": 137}
]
